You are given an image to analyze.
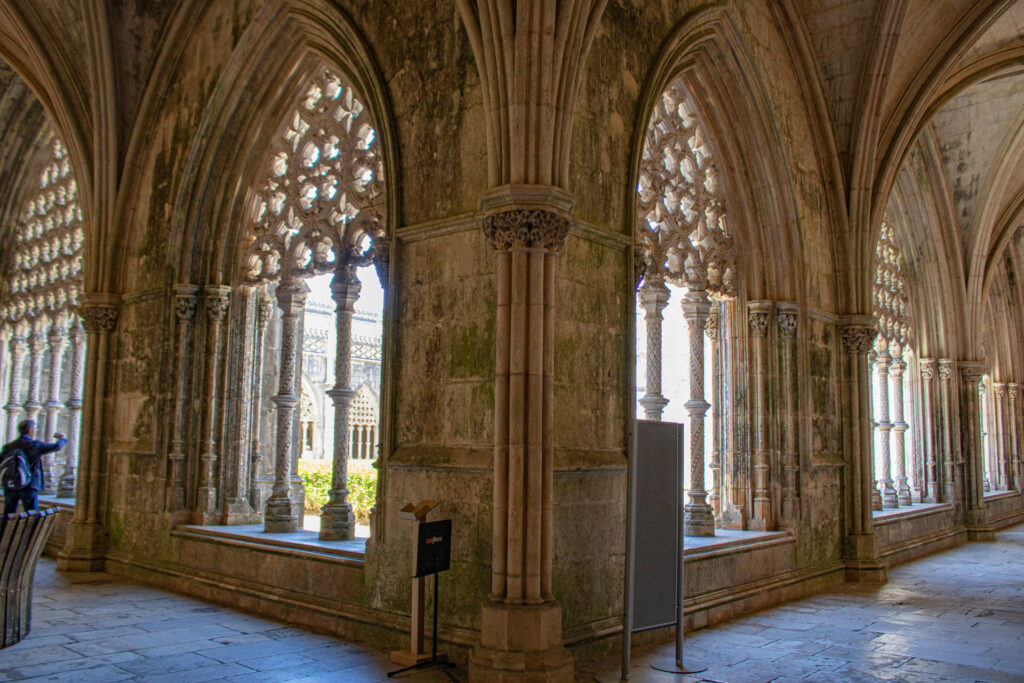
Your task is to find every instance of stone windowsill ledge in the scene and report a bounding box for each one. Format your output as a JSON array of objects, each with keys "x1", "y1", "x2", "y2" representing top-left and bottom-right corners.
[
  {"x1": 871, "y1": 501, "x2": 952, "y2": 524},
  {"x1": 172, "y1": 524, "x2": 367, "y2": 566},
  {"x1": 983, "y1": 489, "x2": 1020, "y2": 500},
  {"x1": 683, "y1": 528, "x2": 791, "y2": 559}
]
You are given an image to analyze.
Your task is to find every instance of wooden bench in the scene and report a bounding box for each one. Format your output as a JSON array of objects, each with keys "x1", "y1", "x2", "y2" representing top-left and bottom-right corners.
[{"x1": 0, "y1": 508, "x2": 58, "y2": 648}]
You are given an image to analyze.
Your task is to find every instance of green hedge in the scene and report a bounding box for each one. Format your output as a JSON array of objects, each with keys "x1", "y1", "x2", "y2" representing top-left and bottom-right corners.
[{"x1": 298, "y1": 460, "x2": 377, "y2": 524}]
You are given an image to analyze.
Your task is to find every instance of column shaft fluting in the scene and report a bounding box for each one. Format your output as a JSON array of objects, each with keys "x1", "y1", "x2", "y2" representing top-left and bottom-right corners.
[
  {"x1": 166, "y1": 285, "x2": 198, "y2": 512},
  {"x1": 196, "y1": 286, "x2": 230, "y2": 523},
  {"x1": 249, "y1": 293, "x2": 274, "y2": 511},
  {"x1": 920, "y1": 359, "x2": 938, "y2": 502}
]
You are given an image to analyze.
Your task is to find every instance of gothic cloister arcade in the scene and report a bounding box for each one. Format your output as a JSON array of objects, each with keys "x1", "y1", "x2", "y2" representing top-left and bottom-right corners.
[{"x1": 1, "y1": 1, "x2": 1024, "y2": 681}]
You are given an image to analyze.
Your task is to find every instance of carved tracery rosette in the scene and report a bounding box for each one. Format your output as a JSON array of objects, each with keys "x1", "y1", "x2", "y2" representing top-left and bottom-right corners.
[
  {"x1": 635, "y1": 78, "x2": 735, "y2": 300},
  {"x1": 242, "y1": 65, "x2": 386, "y2": 286}
]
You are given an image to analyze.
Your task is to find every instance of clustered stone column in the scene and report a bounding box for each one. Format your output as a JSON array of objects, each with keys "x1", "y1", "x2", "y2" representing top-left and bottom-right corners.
[
  {"x1": 748, "y1": 301, "x2": 772, "y2": 531},
  {"x1": 58, "y1": 324, "x2": 85, "y2": 498},
  {"x1": 919, "y1": 359, "x2": 939, "y2": 502},
  {"x1": 889, "y1": 344, "x2": 911, "y2": 506},
  {"x1": 959, "y1": 362, "x2": 994, "y2": 539},
  {"x1": 4, "y1": 328, "x2": 27, "y2": 441},
  {"x1": 474, "y1": 201, "x2": 573, "y2": 677},
  {"x1": 264, "y1": 279, "x2": 308, "y2": 532},
  {"x1": 638, "y1": 274, "x2": 670, "y2": 421},
  {"x1": 319, "y1": 266, "x2": 360, "y2": 541},
  {"x1": 166, "y1": 285, "x2": 198, "y2": 512},
  {"x1": 196, "y1": 286, "x2": 230, "y2": 523},
  {"x1": 777, "y1": 303, "x2": 800, "y2": 525},
  {"x1": 980, "y1": 383, "x2": 993, "y2": 492},
  {"x1": 41, "y1": 324, "x2": 68, "y2": 495},
  {"x1": 938, "y1": 360, "x2": 956, "y2": 507},
  {"x1": 1010, "y1": 383, "x2": 1022, "y2": 491},
  {"x1": 995, "y1": 383, "x2": 1011, "y2": 490},
  {"x1": 683, "y1": 290, "x2": 714, "y2": 536},
  {"x1": 59, "y1": 296, "x2": 118, "y2": 572},
  {"x1": 839, "y1": 318, "x2": 885, "y2": 580},
  {"x1": 248, "y1": 292, "x2": 275, "y2": 512},
  {"x1": 706, "y1": 307, "x2": 722, "y2": 518},
  {"x1": 874, "y1": 339, "x2": 897, "y2": 508}
]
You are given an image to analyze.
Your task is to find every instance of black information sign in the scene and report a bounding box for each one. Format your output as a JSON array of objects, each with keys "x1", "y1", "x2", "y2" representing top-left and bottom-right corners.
[{"x1": 414, "y1": 519, "x2": 452, "y2": 578}]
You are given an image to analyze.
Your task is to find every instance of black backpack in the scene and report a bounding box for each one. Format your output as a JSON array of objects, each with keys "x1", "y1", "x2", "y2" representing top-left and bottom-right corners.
[{"x1": 0, "y1": 449, "x2": 30, "y2": 490}]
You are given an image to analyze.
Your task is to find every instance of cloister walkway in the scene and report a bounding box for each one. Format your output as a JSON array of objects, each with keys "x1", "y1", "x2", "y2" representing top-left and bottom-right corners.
[{"x1": 3, "y1": 526, "x2": 1024, "y2": 681}]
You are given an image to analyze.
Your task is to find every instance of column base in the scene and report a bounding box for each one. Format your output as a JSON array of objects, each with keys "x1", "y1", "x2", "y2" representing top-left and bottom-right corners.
[
  {"x1": 264, "y1": 496, "x2": 300, "y2": 532},
  {"x1": 719, "y1": 504, "x2": 745, "y2": 529},
  {"x1": 469, "y1": 601, "x2": 572, "y2": 682},
  {"x1": 319, "y1": 502, "x2": 355, "y2": 540},
  {"x1": 57, "y1": 472, "x2": 76, "y2": 499},
  {"x1": 223, "y1": 498, "x2": 261, "y2": 525},
  {"x1": 844, "y1": 533, "x2": 886, "y2": 582},
  {"x1": 896, "y1": 480, "x2": 911, "y2": 506},
  {"x1": 57, "y1": 521, "x2": 107, "y2": 572},
  {"x1": 965, "y1": 509, "x2": 995, "y2": 541},
  {"x1": 683, "y1": 502, "x2": 715, "y2": 537}
]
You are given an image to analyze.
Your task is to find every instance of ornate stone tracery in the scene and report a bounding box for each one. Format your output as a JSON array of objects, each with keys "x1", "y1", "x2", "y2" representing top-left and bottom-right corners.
[{"x1": 241, "y1": 65, "x2": 387, "y2": 539}]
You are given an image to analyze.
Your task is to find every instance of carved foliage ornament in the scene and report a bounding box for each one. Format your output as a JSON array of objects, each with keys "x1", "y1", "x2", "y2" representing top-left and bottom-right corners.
[
  {"x1": 243, "y1": 66, "x2": 386, "y2": 284},
  {"x1": 483, "y1": 209, "x2": 571, "y2": 252},
  {"x1": 174, "y1": 294, "x2": 198, "y2": 322},
  {"x1": 748, "y1": 310, "x2": 769, "y2": 338},
  {"x1": 777, "y1": 312, "x2": 797, "y2": 338},
  {"x1": 1, "y1": 136, "x2": 85, "y2": 324},
  {"x1": 79, "y1": 305, "x2": 118, "y2": 334},
  {"x1": 635, "y1": 79, "x2": 735, "y2": 298},
  {"x1": 840, "y1": 324, "x2": 877, "y2": 353}
]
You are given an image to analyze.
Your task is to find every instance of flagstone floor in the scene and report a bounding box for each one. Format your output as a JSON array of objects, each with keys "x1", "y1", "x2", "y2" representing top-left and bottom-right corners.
[
  {"x1": 4, "y1": 525, "x2": 1024, "y2": 681},
  {"x1": 583, "y1": 524, "x2": 1024, "y2": 682}
]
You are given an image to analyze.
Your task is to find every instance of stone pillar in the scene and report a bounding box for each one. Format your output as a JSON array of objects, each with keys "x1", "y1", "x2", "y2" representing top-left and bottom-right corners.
[
  {"x1": 195, "y1": 286, "x2": 230, "y2": 523},
  {"x1": 919, "y1": 359, "x2": 939, "y2": 503},
  {"x1": 994, "y1": 383, "x2": 1011, "y2": 491},
  {"x1": 249, "y1": 293, "x2": 275, "y2": 511},
  {"x1": 264, "y1": 279, "x2": 308, "y2": 532},
  {"x1": 0, "y1": 327, "x2": 9, "y2": 422},
  {"x1": 471, "y1": 201, "x2": 573, "y2": 681},
  {"x1": 938, "y1": 360, "x2": 956, "y2": 505},
  {"x1": 979, "y1": 383, "x2": 992, "y2": 492},
  {"x1": 839, "y1": 318, "x2": 885, "y2": 581},
  {"x1": 24, "y1": 326, "x2": 46, "y2": 430},
  {"x1": 682, "y1": 291, "x2": 714, "y2": 536},
  {"x1": 58, "y1": 324, "x2": 85, "y2": 498},
  {"x1": 638, "y1": 276, "x2": 670, "y2": 420},
  {"x1": 706, "y1": 307, "x2": 722, "y2": 518},
  {"x1": 748, "y1": 301, "x2": 772, "y2": 531},
  {"x1": 868, "y1": 349, "x2": 882, "y2": 512},
  {"x1": 320, "y1": 266, "x2": 360, "y2": 541},
  {"x1": 777, "y1": 303, "x2": 799, "y2": 525},
  {"x1": 166, "y1": 285, "x2": 198, "y2": 512},
  {"x1": 959, "y1": 362, "x2": 993, "y2": 539},
  {"x1": 4, "y1": 329, "x2": 27, "y2": 441},
  {"x1": 1009, "y1": 383, "x2": 1021, "y2": 492},
  {"x1": 874, "y1": 340, "x2": 897, "y2": 508},
  {"x1": 890, "y1": 344, "x2": 911, "y2": 506},
  {"x1": 59, "y1": 295, "x2": 119, "y2": 572},
  {"x1": 41, "y1": 324, "x2": 68, "y2": 495}
]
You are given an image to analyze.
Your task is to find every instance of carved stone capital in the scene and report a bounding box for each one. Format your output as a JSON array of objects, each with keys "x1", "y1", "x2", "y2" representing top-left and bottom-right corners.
[
  {"x1": 173, "y1": 284, "x2": 200, "y2": 322},
  {"x1": 920, "y1": 358, "x2": 936, "y2": 381},
  {"x1": 889, "y1": 359, "x2": 906, "y2": 377},
  {"x1": 839, "y1": 319, "x2": 877, "y2": 354},
  {"x1": 1009, "y1": 383, "x2": 1019, "y2": 401},
  {"x1": 938, "y1": 359, "x2": 953, "y2": 382},
  {"x1": 748, "y1": 310, "x2": 770, "y2": 337},
  {"x1": 633, "y1": 249, "x2": 647, "y2": 291},
  {"x1": 994, "y1": 382, "x2": 1007, "y2": 400},
  {"x1": 482, "y1": 208, "x2": 571, "y2": 253},
  {"x1": 959, "y1": 362, "x2": 986, "y2": 386},
  {"x1": 777, "y1": 312, "x2": 797, "y2": 338},
  {"x1": 205, "y1": 286, "x2": 231, "y2": 323},
  {"x1": 372, "y1": 237, "x2": 390, "y2": 291},
  {"x1": 79, "y1": 302, "x2": 119, "y2": 334}
]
